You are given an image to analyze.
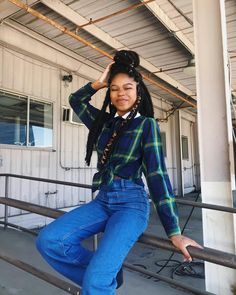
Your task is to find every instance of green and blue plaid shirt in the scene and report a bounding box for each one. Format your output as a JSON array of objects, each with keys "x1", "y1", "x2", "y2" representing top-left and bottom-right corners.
[{"x1": 69, "y1": 82, "x2": 181, "y2": 237}]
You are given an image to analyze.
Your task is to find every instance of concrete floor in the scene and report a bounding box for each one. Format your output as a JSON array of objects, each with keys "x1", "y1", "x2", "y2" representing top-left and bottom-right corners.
[{"x1": 0, "y1": 192, "x2": 206, "y2": 295}]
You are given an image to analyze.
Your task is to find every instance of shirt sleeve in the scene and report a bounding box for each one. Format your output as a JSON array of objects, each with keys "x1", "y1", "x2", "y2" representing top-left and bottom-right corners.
[
  {"x1": 69, "y1": 82, "x2": 100, "y2": 129},
  {"x1": 142, "y1": 118, "x2": 181, "y2": 238}
]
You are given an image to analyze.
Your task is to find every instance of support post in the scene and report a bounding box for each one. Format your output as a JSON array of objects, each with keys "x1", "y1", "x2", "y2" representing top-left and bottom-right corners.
[
  {"x1": 4, "y1": 176, "x2": 9, "y2": 230},
  {"x1": 192, "y1": 0, "x2": 236, "y2": 294}
]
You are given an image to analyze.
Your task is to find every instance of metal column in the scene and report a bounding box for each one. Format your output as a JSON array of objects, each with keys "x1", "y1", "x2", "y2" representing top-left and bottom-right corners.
[
  {"x1": 192, "y1": 0, "x2": 236, "y2": 294},
  {"x1": 4, "y1": 176, "x2": 9, "y2": 230}
]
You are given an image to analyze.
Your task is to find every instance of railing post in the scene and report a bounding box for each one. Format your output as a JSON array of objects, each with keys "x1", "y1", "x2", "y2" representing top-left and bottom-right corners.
[
  {"x1": 92, "y1": 191, "x2": 98, "y2": 251},
  {"x1": 4, "y1": 176, "x2": 9, "y2": 230}
]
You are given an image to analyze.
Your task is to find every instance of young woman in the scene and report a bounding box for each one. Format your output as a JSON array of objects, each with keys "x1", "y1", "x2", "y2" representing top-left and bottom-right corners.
[{"x1": 36, "y1": 50, "x2": 201, "y2": 295}]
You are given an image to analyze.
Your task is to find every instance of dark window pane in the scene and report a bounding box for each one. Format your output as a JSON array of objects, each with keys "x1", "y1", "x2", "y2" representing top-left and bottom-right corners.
[
  {"x1": 0, "y1": 92, "x2": 27, "y2": 145},
  {"x1": 182, "y1": 136, "x2": 189, "y2": 160},
  {"x1": 160, "y1": 132, "x2": 167, "y2": 158},
  {"x1": 29, "y1": 100, "x2": 53, "y2": 147}
]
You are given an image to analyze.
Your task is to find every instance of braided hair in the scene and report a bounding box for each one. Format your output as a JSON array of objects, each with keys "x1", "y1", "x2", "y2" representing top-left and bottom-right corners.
[{"x1": 85, "y1": 50, "x2": 154, "y2": 166}]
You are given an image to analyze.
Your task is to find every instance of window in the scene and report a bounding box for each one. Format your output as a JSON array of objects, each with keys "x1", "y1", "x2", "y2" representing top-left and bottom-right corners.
[
  {"x1": 29, "y1": 100, "x2": 53, "y2": 147},
  {"x1": 160, "y1": 132, "x2": 167, "y2": 158},
  {"x1": 72, "y1": 111, "x2": 83, "y2": 124},
  {"x1": 0, "y1": 91, "x2": 53, "y2": 147},
  {"x1": 0, "y1": 93, "x2": 27, "y2": 145},
  {"x1": 181, "y1": 136, "x2": 189, "y2": 160}
]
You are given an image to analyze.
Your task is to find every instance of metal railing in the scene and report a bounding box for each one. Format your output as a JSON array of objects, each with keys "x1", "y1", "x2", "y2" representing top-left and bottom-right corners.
[{"x1": 0, "y1": 173, "x2": 236, "y2": 295}]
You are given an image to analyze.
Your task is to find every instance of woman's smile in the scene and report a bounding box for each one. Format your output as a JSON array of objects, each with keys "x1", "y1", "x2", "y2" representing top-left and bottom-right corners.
[
  {"x1": 116, "y1": 98, "x2": 129, "y2": 104},
  {"x1": 110, "y1": 73, "x2": 138, "y2": 116}
]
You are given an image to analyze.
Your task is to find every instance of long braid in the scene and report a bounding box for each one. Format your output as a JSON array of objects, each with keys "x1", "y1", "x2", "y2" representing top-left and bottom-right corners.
[
  {"x1": 99, "y1": 97, "x2": 141, "y2": 167},
  {"x1": 85, "y1": 90, "x2": 110, "y2": 166},
  {"x1": 138, "y1": 80, "x2": 154, "y2": 118}
]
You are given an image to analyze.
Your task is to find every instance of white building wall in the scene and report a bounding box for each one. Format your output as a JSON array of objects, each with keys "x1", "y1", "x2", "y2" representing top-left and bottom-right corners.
[
  {"x1": 0, "y1": 23, "x2": 198, "y2": 228},
  {"x1": 153, "y1": 102, "x2": 198, "y2": 195},
  {"x1": 156, "y1": 113, "x2": 177, "y2": 193},
  {"x1": 0, "y1": 30, "x2": 103, "y2": 226}
]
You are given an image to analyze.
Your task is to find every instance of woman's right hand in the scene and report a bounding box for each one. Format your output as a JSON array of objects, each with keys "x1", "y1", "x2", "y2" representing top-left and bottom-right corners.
[{"x1": 91, "y1": 62, "x2": 114, "y2": 90}]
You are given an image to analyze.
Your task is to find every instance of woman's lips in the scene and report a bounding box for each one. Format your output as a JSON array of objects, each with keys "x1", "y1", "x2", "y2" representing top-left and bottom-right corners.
[{"x1": 116, "y1": 99, "x2": 128, "y2": 104}]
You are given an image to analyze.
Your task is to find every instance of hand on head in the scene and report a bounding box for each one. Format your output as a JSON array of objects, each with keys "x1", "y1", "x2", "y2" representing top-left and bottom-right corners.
[
  {"x1": 99, "y1": 62, "x2": 115, "y2": 85},
  {"x1": 92, "y1": 62, "x2": 115, "y2": 90}
]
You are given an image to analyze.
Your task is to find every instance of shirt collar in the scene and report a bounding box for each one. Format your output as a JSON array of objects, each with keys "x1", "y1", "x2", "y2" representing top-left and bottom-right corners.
[{"x1": 114, "y1": 111, "x2": 141, "y2": 119}]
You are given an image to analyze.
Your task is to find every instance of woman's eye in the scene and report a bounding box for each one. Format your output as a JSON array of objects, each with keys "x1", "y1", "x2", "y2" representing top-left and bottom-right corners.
[{"x1": 110, "y1": 87, "x2": 132, "y2": 91}]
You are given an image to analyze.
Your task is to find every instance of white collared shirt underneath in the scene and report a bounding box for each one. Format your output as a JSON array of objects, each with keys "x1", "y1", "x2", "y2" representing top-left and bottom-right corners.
[{"x1": 114, "y1": 111, "x2": 141, "y2": 119}]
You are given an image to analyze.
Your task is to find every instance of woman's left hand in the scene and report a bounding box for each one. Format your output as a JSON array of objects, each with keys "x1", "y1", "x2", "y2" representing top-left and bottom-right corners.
[{"x1": 170, "y1": 234, "x2": 203, "y2": 262}]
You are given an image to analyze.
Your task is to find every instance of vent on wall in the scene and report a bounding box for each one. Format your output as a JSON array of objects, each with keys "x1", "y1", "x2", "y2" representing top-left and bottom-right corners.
[{"x1": 62, "y1": 107, "x2": 70, "y2": 122}]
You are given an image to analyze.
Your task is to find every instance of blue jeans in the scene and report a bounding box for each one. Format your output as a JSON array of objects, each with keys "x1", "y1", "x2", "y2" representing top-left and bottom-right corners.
[{"x1": 36, "y1": 179, "x2": 150, "y2": 295}]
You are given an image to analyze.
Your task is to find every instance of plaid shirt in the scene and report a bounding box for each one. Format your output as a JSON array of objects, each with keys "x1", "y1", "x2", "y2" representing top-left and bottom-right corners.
[{"x1": 69, "y1": 82, "x2": 181, "y2": 237}]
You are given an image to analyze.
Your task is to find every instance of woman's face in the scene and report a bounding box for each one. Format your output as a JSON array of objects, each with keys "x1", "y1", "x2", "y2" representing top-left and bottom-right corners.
[{"x1": 110, "y1": 73, "x2": 137, "y2": 116}]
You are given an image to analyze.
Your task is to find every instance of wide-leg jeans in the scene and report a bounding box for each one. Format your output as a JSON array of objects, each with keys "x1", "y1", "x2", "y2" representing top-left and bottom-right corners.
[{"x1": 36, "y1": 179, "x2": 150, "y2": 295}]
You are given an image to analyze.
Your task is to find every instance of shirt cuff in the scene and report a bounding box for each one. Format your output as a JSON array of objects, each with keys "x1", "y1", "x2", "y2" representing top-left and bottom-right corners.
[{"x1": 166, "y1": 226, "x2": 181, "y2": 238}]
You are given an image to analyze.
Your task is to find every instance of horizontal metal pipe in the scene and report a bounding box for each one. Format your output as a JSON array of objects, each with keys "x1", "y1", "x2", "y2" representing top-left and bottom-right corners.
[
  {"x1": 0, "y1": 221, "x2": 38, "y2": 235},
  {"x1": 8, "y1": 0, "x2": 112, "y2": 59},
  {"x1": 0, "y1": 252, "x2": 80, "y2": 294},
  {"x1": 175, "y1": 197, "x2": 236, "y2": 214},
  {"x1": 0, "y1": 197, "x2": 64, "y2": 219},
  {"x1": 0, "y1": 197, "x2": 235, "y2": 270},
  {"x1": 0, "y1": 173, "x2": 92, "y2": 189},
  {"x1": 124, "y1": 262, "x2": 213, "y2": 295},
  {"x1": 139, "y1": 233, "x2": 236, "y2": 269},
  {"x1": 0, "y1": 173, "x2": 235, "y2": 214}
]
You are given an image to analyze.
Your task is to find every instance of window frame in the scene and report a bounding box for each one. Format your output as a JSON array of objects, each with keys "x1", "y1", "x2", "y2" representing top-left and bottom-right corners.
[{"x1": 0, "y1": 88, "x2": 55, "y2": 151}]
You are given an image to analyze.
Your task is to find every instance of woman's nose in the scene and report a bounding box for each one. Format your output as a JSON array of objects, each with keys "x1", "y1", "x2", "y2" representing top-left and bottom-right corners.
[{"x1": 117, "y1": 89, "x2": 125, "y2": 96}]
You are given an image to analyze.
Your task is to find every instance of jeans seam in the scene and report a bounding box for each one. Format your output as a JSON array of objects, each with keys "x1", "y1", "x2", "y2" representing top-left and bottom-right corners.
[{"x1": 61, "y1": 217, "x2": 106, "y2": 242}]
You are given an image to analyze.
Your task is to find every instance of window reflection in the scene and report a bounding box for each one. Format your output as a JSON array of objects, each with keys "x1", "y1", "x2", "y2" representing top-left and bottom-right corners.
[
  {"x1": 0, "y1": 91, "x2": 53, "y2": 148},
  {"x1": 29, "y1": 100, "x2": 53, "y2": 147},
  {"x1": 0, "y1": 93, "x2": 27, "y2": 145}
]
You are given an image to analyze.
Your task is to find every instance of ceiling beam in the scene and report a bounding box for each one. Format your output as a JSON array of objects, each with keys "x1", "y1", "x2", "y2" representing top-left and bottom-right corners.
[
  {"x1": 139, "y1": 0, "x2": 194, "y2": 55},
  {"x1": 40, "y1": 0, "x2": 194, "y2": 98},
  {"x1": 0, "y1": 0, "x2": 38, "y2": 20}
]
